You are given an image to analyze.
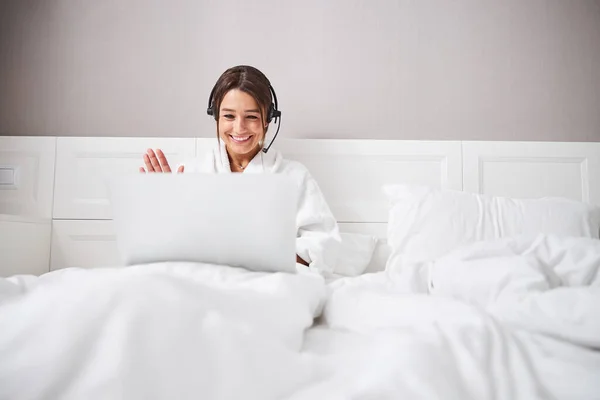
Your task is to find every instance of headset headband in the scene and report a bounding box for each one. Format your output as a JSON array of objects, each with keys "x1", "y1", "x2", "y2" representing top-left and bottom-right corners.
[{"x1": 206, "y1": 84, "x2": 281, "y2": 124}]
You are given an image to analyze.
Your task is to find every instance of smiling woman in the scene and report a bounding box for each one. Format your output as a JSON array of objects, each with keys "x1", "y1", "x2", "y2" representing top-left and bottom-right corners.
[{"x1": 138, "y1": 65, "x2": 342, "y2": 274}]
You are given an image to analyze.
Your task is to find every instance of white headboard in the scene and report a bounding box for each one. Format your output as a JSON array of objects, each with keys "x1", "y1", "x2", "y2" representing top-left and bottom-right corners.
[{"x1": 1, "y1": 136, "x2": 599, "y2": 276}]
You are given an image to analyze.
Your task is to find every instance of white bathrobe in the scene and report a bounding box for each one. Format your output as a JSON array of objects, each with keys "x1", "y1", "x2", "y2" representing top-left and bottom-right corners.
[{"x1": 178, "y1": 140, "x2": 341, "y2": 274}]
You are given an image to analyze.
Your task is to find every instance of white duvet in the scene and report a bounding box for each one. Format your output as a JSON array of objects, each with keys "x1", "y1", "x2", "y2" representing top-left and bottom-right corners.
[
  {"x1": 1, "y1": 234, "x2": 599, "y2": 400},
  {"x1": 0, "y1": 264, "x2": 326, "y2": 400}
]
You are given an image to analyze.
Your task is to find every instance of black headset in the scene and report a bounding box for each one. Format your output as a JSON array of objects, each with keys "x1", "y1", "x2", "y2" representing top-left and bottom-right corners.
[{"x1": 206, "y1": 83, "x2": 282, "y2": 153}]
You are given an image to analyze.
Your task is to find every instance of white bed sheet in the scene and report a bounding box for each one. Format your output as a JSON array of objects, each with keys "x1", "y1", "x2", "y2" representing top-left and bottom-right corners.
[
  {"x1": 0, "y1": 234, "x2": 598, "y2": 400},
  {"x1": 0, "y1": 262, "x2": 326, "y2": 400},
  {"x1": 300, "y1": 234, "x2": 600, "y2": 400}
]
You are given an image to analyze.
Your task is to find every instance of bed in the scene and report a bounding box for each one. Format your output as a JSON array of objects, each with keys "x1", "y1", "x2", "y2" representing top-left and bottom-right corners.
[{"x1": 0, "y1": 136, "x2": 599, "y2": 399}]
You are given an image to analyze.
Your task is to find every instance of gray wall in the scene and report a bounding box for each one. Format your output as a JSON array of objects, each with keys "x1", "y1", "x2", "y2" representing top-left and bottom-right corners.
[{"x1": 1, "y1": 0, "x2": 599, "y2": 141}]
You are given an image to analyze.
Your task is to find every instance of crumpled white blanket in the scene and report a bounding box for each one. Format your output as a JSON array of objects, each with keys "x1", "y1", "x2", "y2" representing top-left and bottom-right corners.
[
  {"x1": 1, "y1": 234, "x2": 599, "y2": 400},
  {"x1": 0, "y1": 262, "x2": 325, "y2": 400},
  {"x1": 316, "y1": 234, "x2": 600, "y2": 400}
]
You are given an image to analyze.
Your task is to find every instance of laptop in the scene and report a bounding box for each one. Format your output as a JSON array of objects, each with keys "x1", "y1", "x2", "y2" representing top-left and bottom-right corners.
[{"x1": 107, "y1": 173, "x2": 298, "y2": 273}]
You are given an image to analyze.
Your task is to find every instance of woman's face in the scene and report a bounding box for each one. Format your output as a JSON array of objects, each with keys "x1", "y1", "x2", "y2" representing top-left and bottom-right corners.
[{"x1": 218, "y1": 89, "x2": 267, "y2": 157}]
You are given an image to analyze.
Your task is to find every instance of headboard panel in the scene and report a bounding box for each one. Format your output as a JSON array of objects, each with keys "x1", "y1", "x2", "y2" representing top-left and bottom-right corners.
[
  {"x1": 463, "y1": 141, "x2": 600, "y2": 204},
  {"x1": 1, "y1": 136, "x2": 599, "y2": 276},
  {"x1": 270, "y1": 139, "x2": 462, "y2": 223}
]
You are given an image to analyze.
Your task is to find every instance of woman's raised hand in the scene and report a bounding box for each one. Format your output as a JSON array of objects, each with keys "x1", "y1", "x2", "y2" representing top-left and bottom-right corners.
[{"x1": 140, "y1": 149, "x2": 184, "y2": 173}]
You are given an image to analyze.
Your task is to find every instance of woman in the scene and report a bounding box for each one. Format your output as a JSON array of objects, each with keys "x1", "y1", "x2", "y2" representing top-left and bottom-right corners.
[{"x1": 140, "y1": 65, "x2": 341, "y2": 274}]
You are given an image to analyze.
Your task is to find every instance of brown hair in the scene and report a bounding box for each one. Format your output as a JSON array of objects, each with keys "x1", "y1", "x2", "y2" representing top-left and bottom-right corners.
[{"x1": 209, "y1": 65, "x2": 273, "y2": 138}]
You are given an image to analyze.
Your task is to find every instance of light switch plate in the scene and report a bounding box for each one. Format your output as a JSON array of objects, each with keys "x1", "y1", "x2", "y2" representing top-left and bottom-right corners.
[{"x1": 0, "y1": 166, "x2": 18, "y2": 188}]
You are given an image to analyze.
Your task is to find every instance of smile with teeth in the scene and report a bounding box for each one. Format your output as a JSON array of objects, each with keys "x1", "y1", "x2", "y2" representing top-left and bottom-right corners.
[{"x1": 230, "y1": 135, "x2": 252, "y2": 143}]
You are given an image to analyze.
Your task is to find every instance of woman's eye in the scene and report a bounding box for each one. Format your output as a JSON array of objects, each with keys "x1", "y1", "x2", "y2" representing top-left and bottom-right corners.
[
  {"x1": 223, "y1": 114, "x2": 234, "y2": 120},
  {"x1": 246, "y1": 115, "x2": 258, "y2": 120}
]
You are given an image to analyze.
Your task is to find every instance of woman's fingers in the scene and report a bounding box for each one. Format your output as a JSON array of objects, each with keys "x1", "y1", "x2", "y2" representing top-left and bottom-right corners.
[
  {"x1": 146, "y1": 149, "x2": 162, "y2": 172},
  {"x1": 144, "y1": 152, "x2": 161, "y2": 172},
  {"x1": 139, "y1": 167, "x2": 146, "y2": 173},
  {"x1": 143, "y1": 152, "x2": 156, "y2": 172},
  {"x1": 156, "y1": 149, "x2": 171, "y2": 172},
  {"x1": 142, "y1": 148, "x2": 178, "y2": 173}
]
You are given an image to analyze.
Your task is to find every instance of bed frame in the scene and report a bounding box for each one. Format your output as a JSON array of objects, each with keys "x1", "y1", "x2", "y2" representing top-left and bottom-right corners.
[{"x1": 1, "y1": 136, "x2": 599, "y2": 276}]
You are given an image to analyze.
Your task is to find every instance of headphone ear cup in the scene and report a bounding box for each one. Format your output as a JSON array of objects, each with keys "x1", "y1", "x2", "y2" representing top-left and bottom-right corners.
[
  {"x1": 206, "y1": 84, "x2": 217, "y2": 120},
  {"x1": 267, "y1": 103, "x2": 276, "y2": 123},
  {"x1": 207, "y1": 104, "x2": 218, "y2": 120}
]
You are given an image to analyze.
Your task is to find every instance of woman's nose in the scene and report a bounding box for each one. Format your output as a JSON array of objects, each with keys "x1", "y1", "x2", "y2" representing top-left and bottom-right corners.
[{"x1": 234, "y1": 117, "x2": 246, "y2": 132}]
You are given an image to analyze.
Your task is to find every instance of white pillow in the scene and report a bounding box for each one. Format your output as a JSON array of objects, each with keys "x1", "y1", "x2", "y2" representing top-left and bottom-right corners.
[
  {"x1": 383, "y1": 184, "x2": 600, "y2": 270},
  {"x1": 334, "y1": 233, "x2": 378, "y2": 276}
]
